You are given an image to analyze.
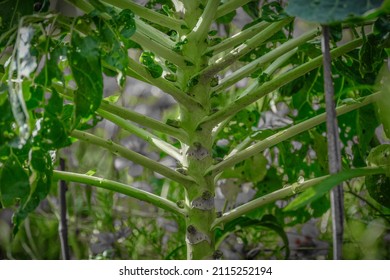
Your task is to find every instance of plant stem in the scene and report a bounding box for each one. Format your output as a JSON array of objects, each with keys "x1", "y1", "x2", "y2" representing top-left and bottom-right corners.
[
  {"x1": 65, "y1": 0, "x2": 93, "y2": 13},
  {"x1": 206, "y1": 21, "x2": 271, "y2": 55},
  {"x1": 101, "y1": 0, "x2": 185, "y2": 30},
  {"x1": 52, "y1": 170, "x2": 186, "y2": 217},
  {"x1": 208, "y1": 92, "x2": 379, "y2": 175},
  {"x1": 70, "y1": 130, "x2": 194, "y2": 185},
  {"x1": 200, "y1": 18, "x2": 293, "y2": 79},
  {"x1": 215, "y1": 28, "x2": 320, "y2": 92},
  {"x1": 212, "y1": 166, "x2": 386, "y2": 229},
  {"x1": 59, "y1": 158, "x2": 70, "y2": 260},
  {"x1": 52, "y1": 83, "x2": 187, "y2": 141},
  {"x1": 97, "y1": 109, "x2": 183, "y2": 161},
  {"x1": 202, "y1": 37, "x2": 364, "y2": 127},
  {"x1": 131, "y1": 31, "x2": 188, "y2": 68},
  {"x1": 135, "y1": 19, "x2": 176, "y2": 49},
  {"x1": 322, "y1": 25, "x2": 344, "y2": 260},
  {"x1": 215, "y1": 0, "x2": 253, "y2": 19},
  {"x1": 124, "y1": 59, "x2": 200, "y2": 108},
  {"x1": 187, "y1": 0, "x2": 220, "y2": 43},
  {"x1": 99, "y1": 101, "x2": 187, "y2": 141}
]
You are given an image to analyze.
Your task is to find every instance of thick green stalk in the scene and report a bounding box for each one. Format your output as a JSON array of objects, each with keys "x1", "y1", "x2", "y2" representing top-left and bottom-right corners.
[
  {"x1": 175, "y1": 1, "x2": 223, "y2": 260},
  {"x1": 208, "y1": 92, "x2": 379, "y2": 175},
  {"x1": 52, "y1": 170, "x2": 185, "y2": 217},
  {"x1": 101, "y1": 0, "x2": 185, "y2": 30},
  {"x1": 97, "y1": 109, "x2": 183, "y2": 161},
  {"x1": 212, "y1": 166, "x2": 386, "y2": 229},
  {"x1": 70, "y1": 130, "x2": 194, "y2": 185},
  {"x1": 187, "y1": 0, "x2": 220, "y2": 43},
  {"x1": 202, "y1": 37, "x2": 364, "y2": 127},
  {"x1": 200, "y1": 18, "x2": 293, "y2": 79}
]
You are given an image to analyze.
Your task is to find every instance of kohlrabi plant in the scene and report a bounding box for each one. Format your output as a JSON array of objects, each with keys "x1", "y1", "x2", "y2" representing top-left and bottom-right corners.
[{"x1": 0, "y1": 0, "x2": 389, "y2": 260}]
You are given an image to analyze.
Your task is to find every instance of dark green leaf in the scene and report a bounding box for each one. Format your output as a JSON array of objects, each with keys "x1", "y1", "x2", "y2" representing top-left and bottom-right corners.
[
  {"x1": 216, "y1": 10, "x2": 236, "y2": 24},
  {"x1": 255, "y1": 167, "x2": 282, "y2": 198},
  {"x1": 140, "y1": 51, "x2": 163, "y2": 78},
  {"x1": 329, "y1": 24, "x2": 343, "y2": 42},
  {"x1": 115, "y1": 9, "x2": 136, "y2": 39},
  {"x1": 261, "y1": 2, "x2": 288, "y2": 22},
  {"x1": 366, "y1": 144, "x2": 390, "y2": 167},
  {"x1": 242, "y1": 1, "x2": 259, "y2": 20},
  {"x1": 285, "y1": 0, "x2": 383, "y2": 24},
  {"x1": 376, "y1": 65, "x2": 390, "y2": 138},
  {"x1": 0, "y1": 0, "x2": 36, "y2": 33},
  {"x1": 68, "y1": 33, "x2": 103, "y2": 118},
  {"x1": 365, "y1": 174, "x2": 390, "y2": 208},
  {"x1": 13, "y1": 171, "x2": 52, "y2": 235},
  {"x1": 0, "y1": 155, "x2": 30, "y2": 207},
  {"x1": 284, "y1": 167, "x2": 387, "y2": 211},
  {"x1": 309, "y1": 129, "x2": 328, "y2": 171},
  {"x1": 356, "y1": 104, "x2": 380, "y2": 159},
  {"x1": 215, "y1": 215, "x2": 290, "y2": 259},
  {"x1": 359, "y1": 34, "x2": 387, "y2": 76}
]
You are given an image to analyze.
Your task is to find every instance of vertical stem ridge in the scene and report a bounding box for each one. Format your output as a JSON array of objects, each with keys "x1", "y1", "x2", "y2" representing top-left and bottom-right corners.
[{"x1": 322, "y1": 25, "x2": 344, "y2": 260}]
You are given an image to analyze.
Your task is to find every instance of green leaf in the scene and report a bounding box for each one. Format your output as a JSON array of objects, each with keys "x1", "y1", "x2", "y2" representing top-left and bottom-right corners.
[
  {"x1": 284, "y1": 168, "x2": 386, "y2": 211},
  {"x1": 260, "y1": 2, "x2": 288, "y2": 22},
  {"x1": 243, "y1": 153, "x2": 268, "y2": 183},
  {"x1": 0, "y1": 155, "x2": 30, "y2": 207},
  {"x1": 0, "y1": 0, "x2": 37, "y2": 33},
  {"x1": 216, "y1": 10, "x2": 236, "y2": 24},
  {"x1": 255, "y1": 167, "x2": 283, "y2": 198},
  {"x1": 376, "y1": 65, "x2": 390, "y2": 138},
  {"x1": 285, "y1": 0, "x2": 383, "y2": 24},
  {"x1": 365, "y1": 174, "x2": 390, "y2": 208},
  {"x1": 0, "y1": 95, "x2": 15, "y2": 146},
  {"x1": 68, "y1": 33, "x2": 103, "y2": 118},
  {"x1": 356, "y1": 104, "x2": 380, "y2": 159},
  {"x1": 366, "y1": 144, "x2": 390, "y2": 167},
  {"x1": 115, "y1": 9, "x2": 136, "y2": 39},
  {"x1": 309, "y1": 129, "x2": 328, "y2": 171},
  {"x1": 215, "y1": 215, "x2": 290, "y2": 259},
  {"x1": 140, "y1": 51, "x2": 163, "y2": 78},
  {"x1": 13, "y1": 173, "x2": 52, "y2": 235},
  {"x1": 359, "y1": 34, "x2": 387, "y2": 76},
  {"x1": 242, "y1": 1, "x2": 259, "y2": 19}
]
